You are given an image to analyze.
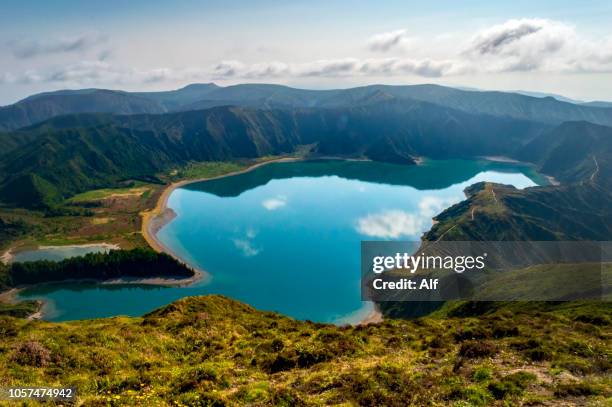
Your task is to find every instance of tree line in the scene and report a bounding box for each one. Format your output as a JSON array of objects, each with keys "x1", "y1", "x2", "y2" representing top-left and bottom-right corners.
[{"x1": 0, "y1": 248, "x2": 194, "y2": 290}]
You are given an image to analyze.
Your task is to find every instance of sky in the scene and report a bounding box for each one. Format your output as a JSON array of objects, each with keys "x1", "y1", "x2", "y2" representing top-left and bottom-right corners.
[{"x1": 1, "y1": 0, "x2": 612, "y2": 105}]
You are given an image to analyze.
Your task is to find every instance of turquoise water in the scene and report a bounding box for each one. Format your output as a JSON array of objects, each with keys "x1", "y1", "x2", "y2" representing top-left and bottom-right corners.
[
  {"x1": 18, "y1": 159, "x2": 544, "y2": 323},
  {"x1": 11, "y1": 244, "x2": 114, "y2": 263}
]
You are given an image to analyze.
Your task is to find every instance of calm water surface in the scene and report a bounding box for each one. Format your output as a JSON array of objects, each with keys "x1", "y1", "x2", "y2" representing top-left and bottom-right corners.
[{"x1": 19, "y1": 159, "x2": 545, "y2": 323}]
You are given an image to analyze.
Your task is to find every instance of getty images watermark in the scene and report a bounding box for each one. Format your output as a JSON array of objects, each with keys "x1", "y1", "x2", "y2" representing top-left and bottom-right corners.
[{"x1": 361, "y1": 241, "x2": 610, "y2": 302}]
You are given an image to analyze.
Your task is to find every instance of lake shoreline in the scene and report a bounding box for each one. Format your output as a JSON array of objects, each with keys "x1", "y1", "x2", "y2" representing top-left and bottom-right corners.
[
  {"x1": 141, "y1": 155, "x2": 389, "y2": 325},
  {"x1": 140, "y1": 155, "x2": 548, "y2": 326},
  {"x1": 140, "y1": 156, "x2": 308, "y2": 289},
  {"x1": 1, "y1": 272, "x2": 205, "y2": 320},
  {"x1": 0, "y1": 240, "x2": 202, "y2": 320},
  {"x1": 1, "y1": 242, "x2": 121, "y2": 265},
  {"x1": 141, "y1": 156, "x2": 304, "y2": 255},
  {"x1": 480, "y1": 155, "x2": 559, "y2": 185},
  {"x1": 358, "y1": 306, "x2": 384, "y2": 325}
]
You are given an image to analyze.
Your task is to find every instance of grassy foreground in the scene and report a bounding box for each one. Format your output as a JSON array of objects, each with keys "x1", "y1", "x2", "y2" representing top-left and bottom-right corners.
[{"x1": 0, "y1": 296, "x2": 609, "y2": 406}]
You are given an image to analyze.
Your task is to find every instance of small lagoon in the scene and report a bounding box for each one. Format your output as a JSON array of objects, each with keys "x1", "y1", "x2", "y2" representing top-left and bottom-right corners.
[{"x1": 10, "y1": 244, "x2": 116, "y2": 263}]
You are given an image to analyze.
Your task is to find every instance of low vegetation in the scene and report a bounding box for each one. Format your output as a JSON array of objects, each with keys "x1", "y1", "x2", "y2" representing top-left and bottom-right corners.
[
  {"x1": 169, "y1": 161, "x2": 246, "y2": 181},
  {"x1": 0, "y1": 179, "x2": 161, "y2": 253},
  {"x1": 0, "y1": 157, "x2": 282, "y2": 254},
  {"x1": 0, "y1": 296, "x2": 609, "y2": 405},
  {"x1": 0, "y1": 299, "x2": 40, "y2": 318}
]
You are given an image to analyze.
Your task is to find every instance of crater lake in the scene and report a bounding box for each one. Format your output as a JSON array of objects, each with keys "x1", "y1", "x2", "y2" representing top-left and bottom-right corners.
[{"x1": 18, "y1": 159, "x2": 546, "y2": 323}]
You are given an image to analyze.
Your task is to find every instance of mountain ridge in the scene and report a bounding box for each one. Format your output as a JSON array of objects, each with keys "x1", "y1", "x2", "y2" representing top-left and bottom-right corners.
[
  {"x1": 0, "y1": 98, "x2": 550, "y2": 207},
  {"x1": 2, "y1": 82, "x2": 612, "y2": 131}
]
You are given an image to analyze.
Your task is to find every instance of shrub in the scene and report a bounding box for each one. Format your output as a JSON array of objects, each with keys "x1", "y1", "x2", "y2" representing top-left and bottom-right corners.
[
  {"x1": 488, "y1": 371, "x2": 536, "y2": 399},
  {"x1": 447, "y1": 301, "x2": 499, "y2": 317},
  {"x1": 511, "y1": 338, "x2": 553, "y2": 361},
  {"x1": 178, "y1": 391, "x2": 228, "y2": 406},
  {"x1": 0, "y1": 317, "x2": 18, "y2": 337},
  {"x1": 454, "y1": 326, "x2": 489, "y2": 342},
  {"x1": 428, "y1": 335, "x2": 448, "y2": 348},
  {"x1": 10, "y1": 340, "x2": 51, "y2": 367},
  {"x1": 463, "y1": 385, "x2": 493, "y2": 406},
  {"x1": 296, "y1": 347, "x2": 332, "y2": 368},
  {"x1": 554, "y1": 381, "x2": 602, "y2": 397},
  {"x1": 567, "y1": 340, "x2": 595, "y2": 357},
  {"x1": 176, "y1": 364, "x2": 228, "y2": 392},
  {"x1": 270, "y1": 386, "x2": 306, "y2": 407},
  {"x1": 458, "y1": 341, "x2": 498, "y2": 358},
  {"x1": 270, "y1": 338, "x2": 284, "y2": 352},
  {"x1": 554, "y1": 357, "x2": 595, "y2": 375},
  {"x1": 269, "y1": 354, "x2": 296, "y2": 373},
  {"x1": 472, "y1": 367, "x2": 493, "y2": 382},
  {"x1": 491, "y1": 322, "x2": 519, "y2": 338},
  {"x1": 573, "y1": 314, "x2": 610, "y2": 326}
]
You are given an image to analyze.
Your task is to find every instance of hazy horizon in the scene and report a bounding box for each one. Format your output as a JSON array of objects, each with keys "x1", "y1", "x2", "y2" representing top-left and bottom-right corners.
[{"x1": 1, "y1": 0, "x2": 611, "y2": 105}]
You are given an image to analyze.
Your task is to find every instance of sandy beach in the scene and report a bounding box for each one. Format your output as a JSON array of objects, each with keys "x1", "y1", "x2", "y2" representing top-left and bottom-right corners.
[
  {"x1": 0, "y1": 287, "x2": 18, "y2": 303},
  {"x1": 0, "y1": 248, "x2": 13, "y2": 264},
  {"x1": 358, "y1": 308, "x2": 384, "y2": 325},
  {"x1": 481, "y1": 155, "x2": 522, "y2": 163}
]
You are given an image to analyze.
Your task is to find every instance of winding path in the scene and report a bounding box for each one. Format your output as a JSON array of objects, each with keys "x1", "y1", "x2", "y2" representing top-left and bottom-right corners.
[
  {"x1": 590, "y1": 155, "x2": 599, "y2": 183},
  {"x1": 436, "y1": 224, "x2": 458, "y2": 242}
]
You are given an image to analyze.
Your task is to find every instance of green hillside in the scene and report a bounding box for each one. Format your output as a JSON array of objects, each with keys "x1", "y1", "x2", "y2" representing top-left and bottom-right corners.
[
  {"x1": 423, "y1": 182, "x2": 612, "y2": 242},
  {"x1": 517, "y1": 121, "x2": 612, "y2": 187},
  {"x1": 420, "y1": 121, "x2": 612, "y2": 243},
  {"x1": 0, "y1": 100, "x2": 547, "y2": 208},
  {"x1": 1, "y1": 295, "x2": 609, "y2": 405}
]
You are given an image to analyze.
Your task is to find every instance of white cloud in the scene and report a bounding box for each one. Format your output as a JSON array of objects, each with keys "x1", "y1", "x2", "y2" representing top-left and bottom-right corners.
[
  {"x1": 418, "y1": 196, "x2": 458, "y2": 218},
  {"x1": 1, "y1": 60, "x2": 210, "y2": 85},
  {"x1": 356, "y1": 210, "x2": 424, "y2": 238},
  {"x1": 3, "y1": 18, "x2": 612, "y2": 88},
  {"x1": 262, "y1": 195, "x2": 287, "y2": 211},
  {"x1": 213, "y1": 57, "x2": 464, "y2": 79},
  {"x1": 467, "y1": 19, "x2": 547, "y2": 56},
  {"x1": 367, "y1": 29, "x2": 413, "y2": 52},
  {"x1": 213, "y1": 60, "x2": 290, "y2": 79},
  {"x1": 233, "y1": 238, "x2": 260, "y2": 257},
  {"x1": 210, "y1": 19, "x2": 612, "y2": 79},
  {"x1": 245, "y1": 227, "x2": 257, "y2": 239},
  {"x1": 8, "y1": 34, "x2": 107, "y2": 59},
  {"x1": 463, "y1": 18, "x2": 575, "y2": 72},
  {"x1": 356, "y1": 196, "x2": 463, "y2": 239}
]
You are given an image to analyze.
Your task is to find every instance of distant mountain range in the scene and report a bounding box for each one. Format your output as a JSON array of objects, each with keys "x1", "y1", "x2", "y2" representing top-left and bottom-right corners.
[
  {"x1": 0, "y1": 83, "x2": 611, "y2": 249},
  {"x1": 2, "y1": 83, "x2": 612, "y2": 131}
]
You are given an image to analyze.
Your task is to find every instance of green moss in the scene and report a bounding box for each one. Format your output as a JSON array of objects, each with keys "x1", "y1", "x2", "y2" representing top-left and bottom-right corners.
[
  {"x1": 554, "y1": 380, "x2": 603, "y2": 397},
  {"x1": 488, "y1": 371, "x2": 537, "y2": 400},
  {"x1": 463, "y1": 385, "x2": 494, "y2": 406},
  {"x1": 472, "y1": 367, "x2": 493, "y2": 383}
]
